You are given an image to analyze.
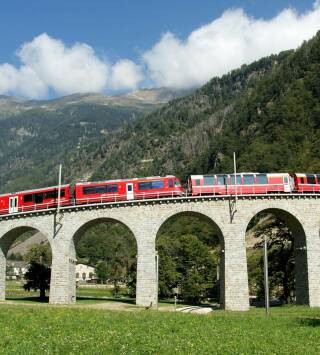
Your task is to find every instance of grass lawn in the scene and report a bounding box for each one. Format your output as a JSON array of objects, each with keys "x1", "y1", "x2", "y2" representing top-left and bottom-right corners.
[{"x1": 0, "y1": 304, "x2": 319, "y2": 354}]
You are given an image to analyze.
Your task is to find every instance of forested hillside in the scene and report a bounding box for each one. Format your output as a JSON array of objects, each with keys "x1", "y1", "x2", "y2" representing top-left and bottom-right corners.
[
  {"x1": 0, "y1": 89, "x2": 185, "y2": 193},
  {"x1": 84, "y1": 31, "x2": 320, "y2": 182},
  {"x1": 2, "y1": 33, "x2": 319, "y2": 192}
]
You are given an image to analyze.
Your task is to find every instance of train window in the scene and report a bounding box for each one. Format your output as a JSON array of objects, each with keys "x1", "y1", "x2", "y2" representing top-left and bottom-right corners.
[
  {"x1": 169, "y1": 180, "x2": 174, "y2": 188},
  {"x1": 204, "y1": 176, "x2": 215, "y2": 185},
  {"x1": 138, "y1": 182, "x2": 151, "y2": 190},
  {"x1": 256, "y1": 174, "x2": 268, "y2": 184},
  {"x1": 217, "y1": 176, "x2": 227, "y2": 185},
  {"x1": 106, "y1": 185, "x2": 118, "y2": 193},
  {"x1": 317, "y1": 175, "x2": 320, "y2": 184},
  {"x1": 151, "y1": 180, "x2": 164, "y2": 189},
  {"x1": 300, "y1": 177, "x2": 305, "y2": 184},
  {"x1": 243, "y1": 175, "x2": 254, "y2": 185},
  {"x1": 307, "y1": 175, "x2": 316, "y2": 184},
  {"x1": 175, "y1": 180, "x2": 181, "y2": 187},
  {"x1": 284, "y1": 177, "x2": 289, "y2": 184},
  {"x1": 34, "y1": 193, "x2": 44, "y2": 204},
  {"x1": 84, "y1": 186, "x2": 100, "y2": 195},
  {"x1": 23, "y1": 194, "x2": 33, "y2": 203},
  {"x1": 230, "y1": 175, "x2": 242, "y2": 185},
  {"x1": 195, "y1": 179, "x2": 200, "y2": 186}
]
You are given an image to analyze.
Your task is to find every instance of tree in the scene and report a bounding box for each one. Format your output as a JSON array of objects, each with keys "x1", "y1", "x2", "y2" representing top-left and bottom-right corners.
[
  {"x1": 157, "y1": 233, "x2": 218, "y2": 304},
  {"x1": 23, "y1": 244, "x2": 51, "y2": 300},
  {"x1": 23, "y1": 261, "x2": 51, "y2": 300},
  {"x1": 251, "y1": 217, "x2": 295, "y2": 303},
  {"x1": 96, "y1": 261, "x2": 108, "y2": 284}
]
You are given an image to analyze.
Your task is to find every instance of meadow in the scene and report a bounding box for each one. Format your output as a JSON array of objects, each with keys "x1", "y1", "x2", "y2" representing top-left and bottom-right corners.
[
  {"x1": 2, "y1": 281, "x2": 320, "y2": 354},
  {"x1": 0, "y1": 302, "x2": 319, "y2": 354}
]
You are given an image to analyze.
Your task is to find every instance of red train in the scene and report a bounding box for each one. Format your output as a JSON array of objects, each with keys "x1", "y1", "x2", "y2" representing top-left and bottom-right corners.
[
  {"x1": 1, "y1": 173, "x2": 320, "y2": 215},
  {"x1": 188, "y1": 173, "x2": 320, "y2": 195},
  {"x1": 0, "y1": 176, "x2": 183, "y2": 215}
]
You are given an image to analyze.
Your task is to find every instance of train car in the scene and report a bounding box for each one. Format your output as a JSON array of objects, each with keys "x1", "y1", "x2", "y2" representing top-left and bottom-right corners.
[
  {"x1": 188, "y1": 173, "x2": 292, "y2": 196},
  {"x1": 74, "y1": 176, "x2": 184, "y2": 204},
  {"x1": 292, "y1": 173, "x2": 320, "y2": 193},
  {"x1": 0, "y1": 185, "x2": 71, "y2": 215}
]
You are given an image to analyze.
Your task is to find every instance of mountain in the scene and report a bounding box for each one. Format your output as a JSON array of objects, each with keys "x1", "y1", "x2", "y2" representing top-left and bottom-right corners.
[
  {"x1": 81, "y1": 31, "x2": 320, "y2": 182},
  {"x1": 0, "y1": 88, "x2": 189, "y2": 193},
  {"x1": 1, "y1": 31, "x2": 320, "y2": 194}
]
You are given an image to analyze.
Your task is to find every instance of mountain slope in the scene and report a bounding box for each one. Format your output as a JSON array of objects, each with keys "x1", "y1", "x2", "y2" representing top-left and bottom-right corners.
[
  {"x1": 82, "y1": 32, "x2": 320, "y2": 182},
  {"x1": 78, "y1": 53, "x2": 289, "y2": 181},
  {"x1": 0, "y1": 89, "x2": 187, "y2": 193}
]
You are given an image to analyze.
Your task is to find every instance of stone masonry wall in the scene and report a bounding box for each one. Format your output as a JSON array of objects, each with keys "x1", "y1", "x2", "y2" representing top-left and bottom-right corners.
[{"x1": 0, "y1": 196, "x2": 319, "y2": 310}]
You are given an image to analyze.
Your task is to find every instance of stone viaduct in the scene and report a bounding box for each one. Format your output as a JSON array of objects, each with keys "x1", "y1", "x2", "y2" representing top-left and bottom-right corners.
[{"x1": 1, "y1": 194, "x2": 320, "y2": 311}]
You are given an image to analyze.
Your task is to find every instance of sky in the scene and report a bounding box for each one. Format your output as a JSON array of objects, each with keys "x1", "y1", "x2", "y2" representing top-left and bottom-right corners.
[{"x1": 0, "y1": 0, "x2": 319, "y2": 99}]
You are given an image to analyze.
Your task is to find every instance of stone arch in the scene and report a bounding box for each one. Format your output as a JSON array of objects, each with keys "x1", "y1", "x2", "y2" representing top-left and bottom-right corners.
[
  {"x1": 70, "y1": 217, "x2": 138, "y2": 301},
  {"x1": 0, "y1": 224, "x2": 52, "y2": 301},
  {"x1": 244, "y1": 206, "x2": 309, "y2": 305},
  {"x1": 72, "y1": 217, "x2": 137, "y2": 247},
  {"x1": 155, "y1": 209, "x2": 225, "y2": 307}
]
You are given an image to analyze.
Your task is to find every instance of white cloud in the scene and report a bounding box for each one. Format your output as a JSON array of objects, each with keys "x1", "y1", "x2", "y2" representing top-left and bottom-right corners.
[
  {"x1": 0, "y1": 2, "x2": 320, "y2": 98},
  {"x1": 143, "y1": 2, "x2": 320, "y2": 89},
  {"x1": 0, "y1": 33, "x2": 143, "y2": 99},
  {"x1": 110, "y1": 59, "x2": 144, "y2": 90}
]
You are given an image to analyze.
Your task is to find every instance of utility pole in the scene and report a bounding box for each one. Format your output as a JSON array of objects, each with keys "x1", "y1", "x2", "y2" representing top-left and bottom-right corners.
[
  {"x1": 233, "y1": 152, "x2": 237, "y2": 202},
  {"x1": 57, "y1": 164, "x2": 62, "y2": 214},
  {"x1": 263, "y1": 235, "x2": 270, "y2": 317},
  {"x1": 155, "y1": 251, "x2": 159, "y2": 310}
]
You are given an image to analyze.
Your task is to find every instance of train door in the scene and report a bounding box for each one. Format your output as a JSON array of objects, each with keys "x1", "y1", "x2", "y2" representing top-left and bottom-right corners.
[
  {"x1": 9, "y1": 196, "x2": 18, "y2": 213},
  {"x1": 126, "y1": 183, "x2": 134, "y2": 200},
  {"x1": 283, "y1": 175, "x2": 292, "y2": 193}
]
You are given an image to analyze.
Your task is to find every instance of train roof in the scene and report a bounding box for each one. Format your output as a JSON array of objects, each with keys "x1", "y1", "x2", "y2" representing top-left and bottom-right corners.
[
  {"x1": 0, "y1": 184, "x2": 70, "y2": 197},
  {"x1": 75, "y1": 175, "x2": 177, "y2": 185},
  {"x1": 294, "y1": 173, "x2": 320, "y2": 177},
  {"x1": 190, "y1": 173, "x2": 290, "y2": 178}
]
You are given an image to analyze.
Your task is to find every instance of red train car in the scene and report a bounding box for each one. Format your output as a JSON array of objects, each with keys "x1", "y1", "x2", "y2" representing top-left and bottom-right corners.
[
  {"x1": 292, "y1": 173, "x2": 320, "y2": 193},
  {"x1": 75, "y1": 175, "x2": 184, "y2": 204},
  {"x1": 0, "y1": 185, "x2": 71, "y2": 215},
  {"x1": 188, "y1": 173, "x2": 292, "y2": 196}
]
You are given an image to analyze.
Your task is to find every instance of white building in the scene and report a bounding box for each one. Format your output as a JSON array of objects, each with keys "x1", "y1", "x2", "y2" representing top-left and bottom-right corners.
[
  {"x1": 76, "y1": 264, "x2": 96, "y2": 283},
  {"x1": 6, "y1": 261, "x2": 28, "y2": 280}
]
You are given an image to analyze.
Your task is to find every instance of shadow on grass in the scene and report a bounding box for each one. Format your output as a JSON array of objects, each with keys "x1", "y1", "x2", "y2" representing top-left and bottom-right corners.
[
  {"x1": 76, "y1": 296, "x2": 136, "y2": 305},
  {"x1": 298, "y1": 317, "x2": 320, "y2": 327},
  {"x1": 6, "y1": 296, "x2": 49, "y2": 303}
]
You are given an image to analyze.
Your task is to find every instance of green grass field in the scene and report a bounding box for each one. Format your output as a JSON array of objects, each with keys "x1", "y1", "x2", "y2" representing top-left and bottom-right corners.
[
  {"x1": 0, "y1": 304, "x2": 319, "y2": 354},
  {"x1": 3, "y1": 282, "x2": 320, "y2": 354}
]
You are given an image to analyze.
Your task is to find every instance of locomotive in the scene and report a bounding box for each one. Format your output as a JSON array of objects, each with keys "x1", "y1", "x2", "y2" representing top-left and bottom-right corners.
[{"x1": 0, "y1": 173, "x2": 320, "y2": 215}]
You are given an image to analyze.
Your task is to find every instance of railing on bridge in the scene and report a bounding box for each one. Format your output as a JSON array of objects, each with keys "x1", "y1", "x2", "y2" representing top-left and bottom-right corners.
[{"x1": 1, "y1": 185, "x2": 320, "y2": 217}]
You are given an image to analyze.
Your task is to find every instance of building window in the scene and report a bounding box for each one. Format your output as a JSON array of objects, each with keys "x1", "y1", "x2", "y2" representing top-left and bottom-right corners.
[
  {"x1": 82, "y1": 273, "x2": 86, "y2": 280},
  {"x1": 76, "y1": 273, "x2": 79, "y2": 278}
]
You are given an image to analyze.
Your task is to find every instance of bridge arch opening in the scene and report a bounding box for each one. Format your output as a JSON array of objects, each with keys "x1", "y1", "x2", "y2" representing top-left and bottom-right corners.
[
  {"x1": 72, "y1": 218, "x2": 137, "y2": 304},
  {"x1": 0, "y1": 226, "x2": 52, "y2": 302},
  {"x1": 155, "y1": 211, "x2": 225, "y2": 309},
  {"x1": 245, "y1": 208, "x2": 308, "y2": 306}
]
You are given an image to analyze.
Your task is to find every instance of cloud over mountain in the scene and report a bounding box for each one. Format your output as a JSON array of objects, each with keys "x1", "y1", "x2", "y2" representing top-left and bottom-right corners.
[
  {"x1": 0, "y1": 34, "x2": 143, "y2": 98},
  {"x1": 143, "y1": 3, "x2": 320, "y2": 88},
  {"x1": 0, "y1": 2, "x2": 320, "y2": 98}
]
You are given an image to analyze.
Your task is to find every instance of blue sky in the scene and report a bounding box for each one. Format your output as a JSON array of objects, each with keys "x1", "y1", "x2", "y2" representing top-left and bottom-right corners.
[{"x1": 0, "y1": 0, "x2": 319, "y2": 98}]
